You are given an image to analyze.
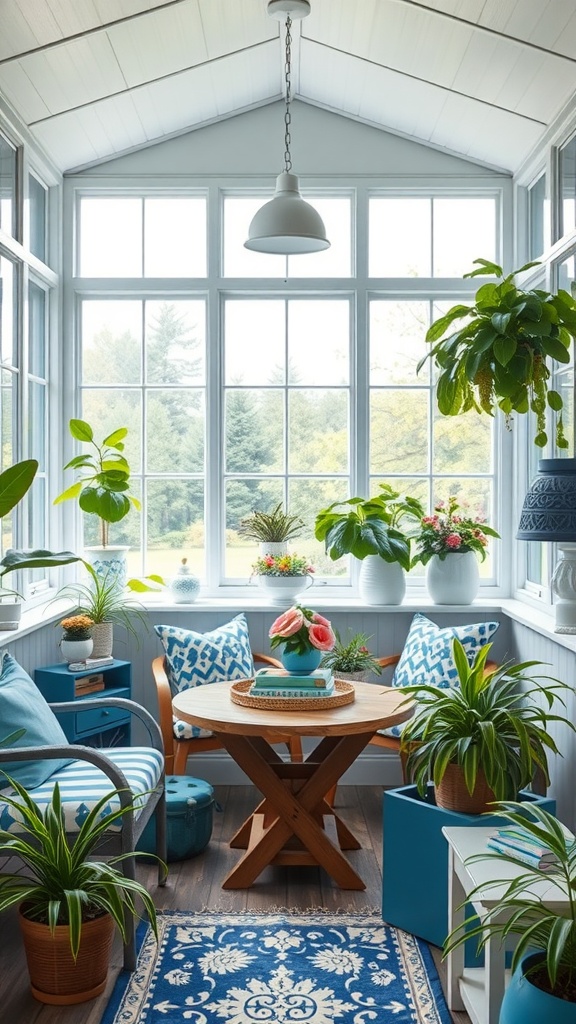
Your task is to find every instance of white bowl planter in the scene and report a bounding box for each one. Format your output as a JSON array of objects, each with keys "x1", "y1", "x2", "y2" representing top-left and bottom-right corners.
[{"x1": 256, "y1": 575, "x2": 313, "y2": 607}]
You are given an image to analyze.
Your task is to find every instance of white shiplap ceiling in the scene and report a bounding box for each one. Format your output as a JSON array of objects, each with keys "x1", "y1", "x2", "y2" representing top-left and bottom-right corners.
[{"x1": 0, "y1": 0, "x2": 575, "y2": 174}]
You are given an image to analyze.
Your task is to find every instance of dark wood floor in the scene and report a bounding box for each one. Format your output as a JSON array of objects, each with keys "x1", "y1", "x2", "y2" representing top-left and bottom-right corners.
[{"x1": 0, "y1": 786, "x2": 469, "y2": 1024}]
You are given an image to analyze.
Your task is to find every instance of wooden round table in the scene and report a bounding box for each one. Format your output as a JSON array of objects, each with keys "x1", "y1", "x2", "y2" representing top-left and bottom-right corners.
[{"x1": 172, "y1": 680, "x2": 412, "y2": 890}]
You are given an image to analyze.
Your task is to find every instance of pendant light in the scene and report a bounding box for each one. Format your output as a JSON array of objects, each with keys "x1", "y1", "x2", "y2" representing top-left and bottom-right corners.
[{"x1": 244, "y1": 0, "x2": 330, "y2": 255}]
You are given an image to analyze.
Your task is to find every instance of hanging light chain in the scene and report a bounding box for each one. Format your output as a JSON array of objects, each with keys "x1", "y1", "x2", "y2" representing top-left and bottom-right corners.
[{"x1": 283, "y1": 15, "x2": 292, "y2": 172}]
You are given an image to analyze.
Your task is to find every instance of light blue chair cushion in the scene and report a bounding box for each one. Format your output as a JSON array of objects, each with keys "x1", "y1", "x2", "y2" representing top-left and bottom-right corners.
[
  {"x1": 0, "y1": 747, "x2": 164, "y2": 833},
  {"x1": 379, "y1": 612, "x2": 500, "y2": 738},
  {"x1": 155, "y1": 614, "x2": 254, "y2": 740},
  {"x1": 0, "y1": 652, "x2": 74, "y2": 789}
]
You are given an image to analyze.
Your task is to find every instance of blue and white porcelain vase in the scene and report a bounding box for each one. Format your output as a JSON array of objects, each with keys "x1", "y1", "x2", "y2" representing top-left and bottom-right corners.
[
  {"x1": 280, "y1": 648, "x2": 323, "y2": 674},
  {"x1": 169, "y1": 558, "x2": 200, "y2": 603}
]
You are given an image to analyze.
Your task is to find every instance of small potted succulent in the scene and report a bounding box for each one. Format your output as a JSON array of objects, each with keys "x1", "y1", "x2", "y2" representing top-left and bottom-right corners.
[
  {"x1": 239, "y1": 503, "x2": 306, "y2": 557},
  {"x1": 59, "y1": 614, "x2": 94, "y2": 663},
  {"x1": 315, "y1": 484, "x2": 424, "y2": 605},
  {"x1": 320, "y1": 629, "x2": 382, "y2": 681}
]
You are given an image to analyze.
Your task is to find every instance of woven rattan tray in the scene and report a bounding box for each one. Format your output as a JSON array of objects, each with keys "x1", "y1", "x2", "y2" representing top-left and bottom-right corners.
[{"x1": 230, "y1": 678, "x2": 355, "y2": 711}]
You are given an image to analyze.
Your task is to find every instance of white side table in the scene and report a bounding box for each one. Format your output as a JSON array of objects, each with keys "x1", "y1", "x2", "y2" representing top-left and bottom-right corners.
[{"x1": 442, "y1": 825, "x2": 569, "y2": 1024}]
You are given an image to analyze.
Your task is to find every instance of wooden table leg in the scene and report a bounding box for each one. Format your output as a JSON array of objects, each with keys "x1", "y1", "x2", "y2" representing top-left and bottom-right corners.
[{"x1": 219, "y1": 731, "x2": 373, "y2": 890}]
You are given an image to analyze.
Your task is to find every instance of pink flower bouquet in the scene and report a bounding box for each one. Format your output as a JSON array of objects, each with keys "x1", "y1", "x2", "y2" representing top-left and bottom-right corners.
[
  {"x1": 269, "y1": 605, "x2": 336, "y2": 657},
  {"x1": 414, "y1": 495, "x2": 500, "y2": 564}
]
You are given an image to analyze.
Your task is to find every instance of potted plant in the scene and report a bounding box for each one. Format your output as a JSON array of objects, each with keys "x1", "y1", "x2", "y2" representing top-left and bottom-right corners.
[
  {"x1": 413, "y1": 495, "x2": 500, "y2": 604},
  {"x1": 54, "y1": 561, "x2": 164, "y2": 658},
  {"x1": 400, "y1": 638, "x2": 573, "y2": 814},
  {"x1": 444, "y1": 801, "x2": 576, "y2": 1022},
  {"x1": 59, "y1": 613, "x2": 94, "y2": 663},
  {"x1": 315, "y1": 484, "x2": 424, "y2": 605},
  {"x1": 269, "y1": 604, "x2": 336, "y2": 674},
  {"x1": 0, "y1": 776, "x2": 160, "y2": 1004},
  {"x1": 420, "y1": 258, "x2": 576, "y2": 448},
  {"x1": 320, "y1": 629, "x2": 382, "y2": 681},
  {"x1": 53, "y1": 419, "x2": 140, "y2": 584},
  {"x1": 239, "y1": 503, "x2": 306, "y2": 556},
  {"x1": 0, "y1": 459, "x2": 80, "y2": 630},
  {"x1": 251, "y1": 551, "x2": 315, "y2": 606}
]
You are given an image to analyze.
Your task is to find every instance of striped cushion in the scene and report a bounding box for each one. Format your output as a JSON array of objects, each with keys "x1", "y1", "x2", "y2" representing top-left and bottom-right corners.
[{"x1": 0, "y1": 747, "x2": 163, "y2": 834}]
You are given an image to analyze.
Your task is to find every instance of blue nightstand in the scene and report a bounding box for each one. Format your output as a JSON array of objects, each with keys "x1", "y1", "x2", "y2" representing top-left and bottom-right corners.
[{"x1": 34, "y1": 660, "x2": 132, "y2": 747}]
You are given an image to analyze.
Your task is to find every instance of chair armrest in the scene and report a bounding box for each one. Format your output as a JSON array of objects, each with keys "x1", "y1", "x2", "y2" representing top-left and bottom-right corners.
[
  {"x1": 152, "y1": 656, "x2": 176, "y2": 757},
  {"x1": 48, "y1": 697, "x2": 164, "y2": 754},
  {"x1": 254, "y1": 652, "x2": 282, "y2": 668},
  {"x1": 0, "y1": 744, "x2": 135, "y2": 804}
]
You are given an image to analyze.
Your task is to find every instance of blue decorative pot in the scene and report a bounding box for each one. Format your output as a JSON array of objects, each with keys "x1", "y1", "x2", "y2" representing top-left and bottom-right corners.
[
  {"x1": 500, "y1": 952, "x2": 576, "y2": 1024},
  {"x1": 280, "y1": 648, "x2": 323, "y2": 674}
]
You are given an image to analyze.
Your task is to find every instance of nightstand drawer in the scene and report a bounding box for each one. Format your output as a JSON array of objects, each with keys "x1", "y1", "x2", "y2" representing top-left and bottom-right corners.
[{"x1": 75, "y1": 704, "x2": 129, "y2": 737}]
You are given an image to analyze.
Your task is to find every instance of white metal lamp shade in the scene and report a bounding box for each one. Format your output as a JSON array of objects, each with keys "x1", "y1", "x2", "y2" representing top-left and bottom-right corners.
[{"x1": 245, "y1": 172, "x2": 330, "y2": 254}]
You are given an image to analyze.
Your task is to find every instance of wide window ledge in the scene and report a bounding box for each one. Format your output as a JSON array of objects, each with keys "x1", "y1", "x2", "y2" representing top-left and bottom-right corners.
[{"x1": 500, "y1": 598, "x2": 576, "y2": 653}]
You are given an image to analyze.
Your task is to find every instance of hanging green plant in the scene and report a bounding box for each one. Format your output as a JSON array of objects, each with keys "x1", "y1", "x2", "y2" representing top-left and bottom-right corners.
[{"x1": 419, "y1": 258, "x2": 576, "y2": 448}]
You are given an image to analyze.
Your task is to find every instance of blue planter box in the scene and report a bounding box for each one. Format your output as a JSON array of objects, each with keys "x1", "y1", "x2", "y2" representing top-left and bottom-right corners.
[{"x1": 382, "y1": 784, "x2": 555, "y2": 961}]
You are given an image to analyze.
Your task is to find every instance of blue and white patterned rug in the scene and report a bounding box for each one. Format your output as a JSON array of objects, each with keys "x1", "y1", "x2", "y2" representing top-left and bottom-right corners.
[{"x1": 102, "y1": 911, "x2": 451, "y2": 1024}]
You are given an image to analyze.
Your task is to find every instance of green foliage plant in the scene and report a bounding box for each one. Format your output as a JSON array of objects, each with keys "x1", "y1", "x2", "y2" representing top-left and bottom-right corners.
[
  {"x1": 401, "y1": 639, "x2": 573, "y2": 801},
  {"x1": 54, "y1": 420, "x2": 140, "y2": 548},
  {"x1": 419, "y1": 258, "x2": 576, "y2": 448},
  {"x1": 414, "y1": 495, "x2": 500, "y2": 565},
  {"x1": 0, "y1": 776, "x2": 160, "y2": 959},
  {"x1": 53, "y1": 562, "x2": 164, "y2": 642},
  {"x1": 0, "y1": 460, "x2": 79, "y2": 598},
  {"x1": 315, "y1": 485, "x2": 424, "y2": 572},
  {"x1": 239, "y1": 503, "x2": 305, "y2": 543},
  {"x1": 444, "y1": 801, "x2": 576, "y2": 1001},
  {"x1": 320, "y1": 630, "x2": 382, "y2": 675}
]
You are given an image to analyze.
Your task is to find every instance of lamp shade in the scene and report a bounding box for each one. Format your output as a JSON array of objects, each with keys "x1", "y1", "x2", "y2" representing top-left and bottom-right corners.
[
  {"x1": 244, "y1": 172, "x2": 330, "y2": 254},
  {"x1": 517, "y1": 459, "x2": 576, "y2": 541}
]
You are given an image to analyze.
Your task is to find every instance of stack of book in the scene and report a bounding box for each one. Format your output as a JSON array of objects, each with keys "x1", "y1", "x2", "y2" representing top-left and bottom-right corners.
[
  {"x1": 74, "y1": 672, "x2": 105, "y2": 697},
  {"x1": 487, "y1": 826, "x2": 558, "y2": 871},
  {"x1": 250, "y1": 667, "x2": 335, "y2": 698}
]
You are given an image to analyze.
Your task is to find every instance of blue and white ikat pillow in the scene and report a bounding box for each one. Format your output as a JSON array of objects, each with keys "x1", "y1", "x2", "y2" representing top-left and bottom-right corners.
[
  {"x1": 379, "y1": 612, "x2": 499, "y2": 738},
  {"x1": 155, "y1": 614, "x2": 254, "y2": 740}
]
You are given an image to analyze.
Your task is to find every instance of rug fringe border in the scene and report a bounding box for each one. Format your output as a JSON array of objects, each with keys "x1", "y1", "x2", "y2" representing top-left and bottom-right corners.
[{"x1": 164, "y1": 905, "x2": 385, "y2": 917}]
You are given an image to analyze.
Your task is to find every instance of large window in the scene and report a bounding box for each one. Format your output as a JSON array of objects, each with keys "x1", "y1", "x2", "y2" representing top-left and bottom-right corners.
[{"x1": 73, "y1": 187, "x2": 500, "y2": 592}]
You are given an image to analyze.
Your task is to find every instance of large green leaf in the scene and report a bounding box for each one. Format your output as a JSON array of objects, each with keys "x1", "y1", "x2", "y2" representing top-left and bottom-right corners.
[
  {"x1": 69, "y1": 419, "x2": 94, "y2": 443},
  {"x1": 493, "y1": 335, "x2": 517, "y2": 366},
  {"x1": 425, "y1": 305, "x2": 472, "y2": 342},
  {"x1": 0, "y1": 460, "x2": 38, "y2": 519}
]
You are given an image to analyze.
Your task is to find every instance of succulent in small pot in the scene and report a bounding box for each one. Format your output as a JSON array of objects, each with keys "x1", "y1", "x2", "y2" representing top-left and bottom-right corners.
[
  {"x1": 239, "y1": 503, "x2": 305, "y2": 544},
  {"x1": 320, "y1": 630, "x2": 382, "y2": 678}
]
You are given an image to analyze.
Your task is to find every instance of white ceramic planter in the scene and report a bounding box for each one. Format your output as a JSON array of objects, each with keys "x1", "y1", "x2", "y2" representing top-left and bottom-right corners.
[
  {"x1": 0, "y1": 597, "x2": 22, "y2": 631},
  {"x1": 256, "y1": 574, "x2": 313, "y2": 607},
  {"x1": 358, "y1": 556, "x2": 406, "y2": 606},
  {"x1": 259, "y1": 542, "x2": 288, "y2": 558},
  {"x1": 426, "y1": 550, "x2": 480, "y2": 605},
  {"x1": 60, "y1": 638, "x2": 93, "y2": 663}
]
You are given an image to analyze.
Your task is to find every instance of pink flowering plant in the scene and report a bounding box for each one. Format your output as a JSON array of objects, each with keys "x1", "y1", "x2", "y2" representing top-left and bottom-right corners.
[
  {"x1": 252, "y1": 553, "x2": 314, "y2": 577},
  {"x1": 269, "y1": 605, "x2": 336, "y2": 657},
  {"x1": 414, "y1": 496, "x2": 500, "y2": 565}
]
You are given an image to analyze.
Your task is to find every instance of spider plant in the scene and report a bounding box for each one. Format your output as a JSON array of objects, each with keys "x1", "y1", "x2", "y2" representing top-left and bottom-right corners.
[
  {"x1": 401, "y1": 639, "x2": 573, "y2": 805},
  {"x1": 444, "y1": 801, "x2": 576, "y2": 1002},
  {"x1": 0, "y1": 775, "x2": 160, "y2": 957},
  {"x1": 239, "y1": 503, "x2": 305, "y2": 543},
  {"x1": 53, "y1": 561, "x2": 163, "y2": 640}
]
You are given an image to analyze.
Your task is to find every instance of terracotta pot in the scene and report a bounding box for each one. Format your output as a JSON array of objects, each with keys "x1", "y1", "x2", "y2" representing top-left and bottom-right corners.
[
  {"x1": 434, "y1": 762, "x2": 496, "y2": 815},
  {"x1": 19, "y1": 909, "x2": 115, "y2": 1005}
]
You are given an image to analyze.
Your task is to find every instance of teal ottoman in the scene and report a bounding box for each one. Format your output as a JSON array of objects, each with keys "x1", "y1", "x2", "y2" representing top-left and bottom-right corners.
[
  {"x1": 138, "y1": 776, "x2": 214, "y2": 862},
  {"x1": 382, "y1": 784, "x2": 555, "y2": 962}
]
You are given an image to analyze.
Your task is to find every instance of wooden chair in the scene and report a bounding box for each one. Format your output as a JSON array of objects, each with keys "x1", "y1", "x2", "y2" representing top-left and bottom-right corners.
[{"x1": 152, "y1": 652, "x2": 303, "y2": 774}]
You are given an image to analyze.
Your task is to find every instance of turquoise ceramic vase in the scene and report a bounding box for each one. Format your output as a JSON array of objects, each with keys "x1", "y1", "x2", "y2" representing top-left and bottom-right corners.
[
  {"x1": 280, "y1": 648, "x2": 323, "y2": 674},
  {"x1": 500, "y1": 953, "x2": 576, "y2": 1024}
]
